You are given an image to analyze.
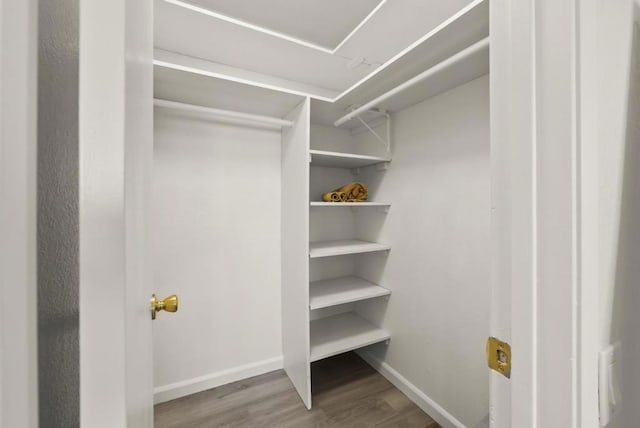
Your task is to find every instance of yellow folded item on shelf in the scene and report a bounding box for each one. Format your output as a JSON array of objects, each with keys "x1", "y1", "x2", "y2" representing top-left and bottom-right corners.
[
  {"x1": 322, "y1": 191, "x2": 347, "y2": 202},
  {"x1": 334, "y1": 182, "x2": 368, "y2": 202},
  {"x1": 321, "y1": 182, "x2": 368, "y2": 202}
]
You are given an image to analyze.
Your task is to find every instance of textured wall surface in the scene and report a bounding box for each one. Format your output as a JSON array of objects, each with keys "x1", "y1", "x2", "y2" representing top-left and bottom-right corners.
[{"x1": 37, "y1": 0, "x2": 80, "y2": 426}]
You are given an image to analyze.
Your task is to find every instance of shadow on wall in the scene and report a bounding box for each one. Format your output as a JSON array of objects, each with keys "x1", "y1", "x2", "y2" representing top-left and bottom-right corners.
[{"x1": 610, "y1": 22, "x2": 640, "y2": 428}]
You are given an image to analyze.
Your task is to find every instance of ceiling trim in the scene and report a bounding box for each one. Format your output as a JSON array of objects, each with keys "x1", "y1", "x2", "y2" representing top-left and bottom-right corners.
[{"x1": 162, "y1": 0, "x2": 387, "y2": 54}]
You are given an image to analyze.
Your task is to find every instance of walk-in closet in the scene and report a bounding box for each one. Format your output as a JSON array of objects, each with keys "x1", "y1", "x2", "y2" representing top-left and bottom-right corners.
[{"x1": 151, "y1": 1, "x2": 490, "y2": 426}]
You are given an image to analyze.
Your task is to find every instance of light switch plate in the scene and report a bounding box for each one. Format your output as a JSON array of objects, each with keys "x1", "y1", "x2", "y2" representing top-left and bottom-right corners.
[{"x1": 599, "y1": 342, "x2": 622, "y2": 427}]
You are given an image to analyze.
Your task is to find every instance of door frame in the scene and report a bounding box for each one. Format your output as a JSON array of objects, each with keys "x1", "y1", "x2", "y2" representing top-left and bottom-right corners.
[
  {"x1": 0, "y1": 0, "x2": 39, "y2": 427},
  {"x1": 0, "y1": 0, "x2": 597, "y2": 428},
  {"x1": 78, "y1": 0, "x2": 154, "y2": 426},
  {"x1": 491, "y1": 0, "x2": 600, "y2": 426}
]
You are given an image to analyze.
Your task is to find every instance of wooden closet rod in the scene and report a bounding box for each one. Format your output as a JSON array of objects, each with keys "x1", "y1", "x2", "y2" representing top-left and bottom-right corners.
[
  {"x1": 154, "y1": 98, "x2": 294, "y2": 128},
  {"x1": 334, "y1": 37, "x2": 490, "y2": 127}
]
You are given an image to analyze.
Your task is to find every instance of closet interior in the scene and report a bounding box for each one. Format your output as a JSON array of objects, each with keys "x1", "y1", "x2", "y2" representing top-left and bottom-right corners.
[{"x1": 151, "y1": 0, "x2": 490, "y2": 426}]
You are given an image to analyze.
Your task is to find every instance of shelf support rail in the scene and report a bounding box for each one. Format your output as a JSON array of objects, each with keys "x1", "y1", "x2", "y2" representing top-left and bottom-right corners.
[
  {"x1": 153, "y1": 98, "x2": 294, "y2": 129},
  {"x1": 333, "y1": 36, "x2": 490, "y2": 127}
]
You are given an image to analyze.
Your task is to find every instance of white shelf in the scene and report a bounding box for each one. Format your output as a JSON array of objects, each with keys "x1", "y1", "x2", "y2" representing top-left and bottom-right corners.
[
  {"x1": 154, "y1": 61, "x2": 305, "y2": 120},
  {"x1": 309, "y1": 240, "x2": 391, "y2": 258},
  {"x1": 310, "y1": 202, "x2": 390, "y2": 208},
  {"x1": 309, "y1": 150, "x2": 391, "y2": 168},
  {"x1": 310, "y1": 0, "x2": 489, "y2": 127},
  {"x1": 310, "y1": 276, "x2": 390, "y2": 310},
  {"x1": 334, "y1": 37, "x2": 488, "y2": 127},
  {"x1": 310, "y1": 313, "x2": 390, "y2": 362},
  {"x1": 154, "y1": 49, "x2": 340, "y2": 101}
]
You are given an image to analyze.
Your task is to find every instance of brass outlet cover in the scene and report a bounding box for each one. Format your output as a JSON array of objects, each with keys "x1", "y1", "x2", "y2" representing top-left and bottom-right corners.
[{"x1": 486, "y1": 337, "x2": 511, "y2": 378}]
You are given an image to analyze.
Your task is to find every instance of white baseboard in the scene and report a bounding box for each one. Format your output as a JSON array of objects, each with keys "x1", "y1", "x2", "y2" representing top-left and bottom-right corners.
[
  {"x1": 357, "y1": 350, "x2": 467, "y2": 428},
  {"x1": 153, "y1": 356, "x2": 283, "y2": 404}
]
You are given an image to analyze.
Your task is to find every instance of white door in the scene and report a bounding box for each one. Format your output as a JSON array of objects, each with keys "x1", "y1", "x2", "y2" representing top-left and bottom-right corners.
[
  {"x1": 0, "y1": 0, "x2": 39, "y2": 427},
  {"x1": 78, "y1": 0, "x2": 155, "y2": 427}
]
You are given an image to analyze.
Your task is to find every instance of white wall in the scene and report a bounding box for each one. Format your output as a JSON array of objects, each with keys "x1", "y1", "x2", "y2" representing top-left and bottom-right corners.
[
  {"x1": 152, "y1": 112, "x2": 284, "y2": 402},
  {"x1": 355, "y1": 76, "x2": 490, "y2": 428},
  {"x1": 598, "y1": 1, "x2": 640, "y2": 426}
]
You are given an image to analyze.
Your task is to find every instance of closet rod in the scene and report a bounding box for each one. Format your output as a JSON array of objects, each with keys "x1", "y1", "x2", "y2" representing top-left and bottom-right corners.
[
  {"x1": 154, "y1": 98, "x2": 294, "y2": 128},
  {"x1": 334, "y1": 37, "x2": 490, "y2": 127}
]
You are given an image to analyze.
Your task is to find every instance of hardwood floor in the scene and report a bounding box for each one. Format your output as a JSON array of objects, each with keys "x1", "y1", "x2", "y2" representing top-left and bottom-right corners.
[{"x1": 154, "y1": 352, "x2": 441, "y2": 428}]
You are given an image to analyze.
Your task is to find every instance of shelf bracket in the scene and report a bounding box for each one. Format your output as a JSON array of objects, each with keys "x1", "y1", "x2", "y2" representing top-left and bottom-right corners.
[
  {"x1": 376, "y1": 162, "x2": 390, "y2": 172},
  {"x1": 353, "y1": 109, "x2": 391, "y2": 154},
  {"x1": 340, "y1": 106, "x2": 391, "y2": 154}
]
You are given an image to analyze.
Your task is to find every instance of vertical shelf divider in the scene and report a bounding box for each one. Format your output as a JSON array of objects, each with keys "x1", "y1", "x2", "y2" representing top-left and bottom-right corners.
[{"x1": 281, "y1": 98, "x2": 312, "y2": 409}]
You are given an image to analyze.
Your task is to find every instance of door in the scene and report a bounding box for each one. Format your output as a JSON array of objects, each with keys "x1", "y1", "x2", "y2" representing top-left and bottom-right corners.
[
  {"x1": 0, "y1": 0, "x2": 38, "y2": 427},
  {"x1": 78, "y1": 0, "x2": 155, "y2": 427}
]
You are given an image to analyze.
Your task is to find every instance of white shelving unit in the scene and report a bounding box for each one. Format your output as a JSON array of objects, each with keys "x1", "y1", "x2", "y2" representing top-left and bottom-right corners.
[
  {"x1": 307, "y1": 106, "x2": 394, "y2": 386},
  {"x1": 307, "y1": 89, "x2": 393, "y2": 397},
  {"x1": 310, "y1": 201, "x2": 390, "y2": 208},
  {"x1": 309, "y1": 149, "x2": 390, "y2": 168},
  {"x1": 310, "y1": 276, "x2": 390, "y2": 310},
  {"x1": 309, "y1": 240, "x2": 391, "y2": 258},
  {"x1": 310, "y1": 313, "x2": 391, "y2": 362}
]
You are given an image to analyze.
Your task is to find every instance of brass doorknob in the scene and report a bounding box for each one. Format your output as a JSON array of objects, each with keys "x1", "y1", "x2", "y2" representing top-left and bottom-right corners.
[{"x1": 151, "y1": 294, "x2": 178, "y2": 320}]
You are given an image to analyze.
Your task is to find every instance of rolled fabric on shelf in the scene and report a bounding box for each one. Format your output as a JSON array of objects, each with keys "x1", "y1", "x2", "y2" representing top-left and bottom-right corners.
[
  {"x1": 333, "y1": 182, "x2": 368, "y2": 202},
  {"x1": 322, "y1": 191, "x2": 344, "y2": 202},
  {"x1": 320, "y1": 183, "x2": 368, "y2": 203}
]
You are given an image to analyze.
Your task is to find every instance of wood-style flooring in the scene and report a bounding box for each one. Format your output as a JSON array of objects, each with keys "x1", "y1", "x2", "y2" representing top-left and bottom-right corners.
[{"x1": 154, "y1": 352, "x2": 440, "y2": 428}]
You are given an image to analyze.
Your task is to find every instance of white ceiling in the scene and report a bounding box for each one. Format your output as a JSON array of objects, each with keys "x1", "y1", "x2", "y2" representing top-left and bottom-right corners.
[{"x1": 155, "y1": 0, "x2": 475, "y2": 94}]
